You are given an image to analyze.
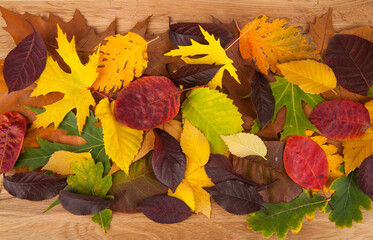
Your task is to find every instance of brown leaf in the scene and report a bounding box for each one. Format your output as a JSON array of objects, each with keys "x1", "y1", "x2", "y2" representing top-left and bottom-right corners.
[
  {"x1": 340, "y1": 26, "x2": 373, "y2": 42},
  {"x1": 128, "y1": 16, "x2": 152, "y2": 38}
]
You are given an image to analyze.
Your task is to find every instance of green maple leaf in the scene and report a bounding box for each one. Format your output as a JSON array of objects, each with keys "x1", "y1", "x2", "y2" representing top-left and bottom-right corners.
[
  {"x1": 247, "y1": 189, "x2": 328, "y2": 239},
  {"x1": 92, "y1": 209, "x2": 112, "y2": 233},
  {"x1": 270, "y1": 76, "x2": 324, "y2": 139},
  {"x1": 325, "y1": 171, "x2": 372, "y2": 228},
  {"x1": 16, "y1": 111, "x2": 111, "y2": 175}
]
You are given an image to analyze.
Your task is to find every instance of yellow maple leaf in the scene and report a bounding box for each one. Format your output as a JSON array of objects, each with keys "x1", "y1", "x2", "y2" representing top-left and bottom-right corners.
[
  {"x1": 95, "y1": 98, "x2": 143, "y2": 175},
  {"x1": 278, "y1": 60, "x2": 337, "y2": 94},
  {"x1": 92, "y1": 32, "x2": 148, "y2": 93},
  {"x1": 221, "y1": 132, "x2": 267, "y2": 159},
  {"x1": 164, "y1": 26, "x2": 239, "y2": 89},
  {"x1": 42, "y1": 151, "x2": 92, "y2": 175},
  {"x1": 31, "y1": 24, "x2": 99, "y2": 133},
  {"x1": 239, "y1": 16, "x2": 319, "y2": 75}
]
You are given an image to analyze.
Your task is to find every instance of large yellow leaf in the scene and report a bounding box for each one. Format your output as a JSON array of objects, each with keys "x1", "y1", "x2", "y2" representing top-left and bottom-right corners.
[
  {"x1": 92, "y1": 33, "x2": 148, "y2": 93},
  {"x1": 221, "y1": 132, "x2": 267, "y2": 158},
  {"x1": 31, "y1": 24, "x2": 99, "y2": 133},
  {"x1": 278, "y1": 60, "x2": 337, "y2": 94},
  {"x1": 239, "y1": 16, "x2": 319, "y2": 75},
  {"x1": 164, "y1": 26, "x2": 239, "y2": 89},
  {"x1": 42, "y1": 151, "x2": 92, "y2": 175},
  {"x1": 95, "y1": 98, "x2": 143, "y2": 174},
  {"x1": 169, "y1": 180, "x2": 195, "y2": 211}
]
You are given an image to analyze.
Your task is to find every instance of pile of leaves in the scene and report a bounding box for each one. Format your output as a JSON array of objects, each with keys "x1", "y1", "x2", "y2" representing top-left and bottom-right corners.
[{"x1": 1, "y1": 6, "x2": 373, "y2": 238}]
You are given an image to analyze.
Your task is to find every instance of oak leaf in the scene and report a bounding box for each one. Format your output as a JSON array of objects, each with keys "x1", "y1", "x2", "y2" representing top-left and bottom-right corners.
[
  {"x1": 42, "y1": 151, "x2": 92, "y2": 175},
  {"x1": 221, "y1": 132, "x2": 267, "y2": 159}
]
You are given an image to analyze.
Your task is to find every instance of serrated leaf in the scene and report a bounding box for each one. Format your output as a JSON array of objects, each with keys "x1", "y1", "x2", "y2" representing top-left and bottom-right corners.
[
  {"x1": 221, "y1": 132, "x2": 267, "y2": 158},
  {"x1": 247, "y1": 190, "x2": 328, "y2": 239},
  {"x1": 182, "y1": 87, "x2": 243, "y2": 154},
  {"x1": 42, "y1": 151, "x2": 92, "y2": 175},
  {"x1": 96, "y1": 98, "x2": 143, "y2": 174},
  {"x1": 92, "y1": 209, "x2": 112, "y2": 232}
]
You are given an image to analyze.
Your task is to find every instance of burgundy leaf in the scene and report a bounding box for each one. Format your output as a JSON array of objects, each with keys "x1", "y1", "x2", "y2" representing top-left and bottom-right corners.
[
  {"x1": 0, "y1": 112, "x2": 27, "y2": 173},
  {"x1": 251, "y1": 71, "x2": 275, "y2": 128},
  {"x1": 59, "y1": 190, "x2": 113, "y2": 215},
  {"x1": 153, "y1": 128, "x2": 186, "y2": 192},
  {"x1": 114, "y1": 76, "x2": 181, "y2": 130},
  {"x1": 310, "y1": 100, "x2": 370, "y2": 140},
  {"x1": 3, "y1": 172, "x2": 66, "y2": 201},
  {"x1": 169, "y1": 22, "x2": 234, "y2": 48},
  {"x1": 357, "y1": 155, "x2": 373, "y2": 200},
  {"x1": 205, "y1": 154, "x2": 267, "y2": 191},
  {"x1": 204, "y1": 180, "x2": 266, "y2": 215},
  {"x1": 324, "y1": 34, "x2": 373, "y2": 96},
  {"x1": 170, "y1": 64, "x2": 222, "y2": 89},
  {"x1": 232, "y1": 141, "x2": 303, "y2": 203},
  {"x1": 4, "y1": 30, "x2": 47, "y2": 93}
]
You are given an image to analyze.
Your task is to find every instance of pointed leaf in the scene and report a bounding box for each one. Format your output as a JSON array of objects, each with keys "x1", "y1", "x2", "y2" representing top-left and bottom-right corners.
[
  {"x1": 221, "y1": 132, "x2": 267, "y2": 158},
  {"x1": 42, "y1": 151, "x2": 92, "y2": 175},
  {"x1": 357, "y1": 155, "x2": 373, "y2": 200},
  {"x1": 3, "y1": 172, "x2": 66, "y2": 201},
  {"x1": 92, "y1": 209, "x2": 112, "y2": 232}
]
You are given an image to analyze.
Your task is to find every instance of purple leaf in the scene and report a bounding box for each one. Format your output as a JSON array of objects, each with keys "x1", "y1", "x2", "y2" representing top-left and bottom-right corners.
[
  {"x1": 357, "y1": 155, "x2": 373, "y2": 200},
  {"x1": 169, "y1": 22, "x2": 234, "y2": 48},
  {"x1": 170, "y1": 64, "x2": 222, "y2": 89},
  {"x1": 251, "y1": 71, "x2": 275, "y2": 128},
  {"x1": 59, "y1": 190, "x2": 113, "y2": 215},
  {"x1": 4, "y1": 30, "x2": 46, "y2": 93},
  {"x1": 137, "y1": 195, "x2": 192, "y2": 224},
  {"x1": 153, "y1": 128, "x2": 186, "y2": 192},
  {"x1": 204, "y1": 180, "x2": 266, "y2": 215},
  {"x1": 324, "y1": 34, "x2": 373, "y2": 96},
  {"x1": 3, "y1": 172, "x2": 66, "y2": 201}
]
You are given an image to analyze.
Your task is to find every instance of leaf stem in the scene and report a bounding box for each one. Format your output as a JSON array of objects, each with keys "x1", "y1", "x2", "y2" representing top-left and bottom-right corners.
[
  {"x1": 224, "y1": 18, "x2": 259, "y2": 52},
  {"x1": 88, "y1": 87, "x2": 116, "y2": 101}
]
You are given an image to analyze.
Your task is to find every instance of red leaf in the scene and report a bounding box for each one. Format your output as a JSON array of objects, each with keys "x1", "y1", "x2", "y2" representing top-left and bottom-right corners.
[
  {"x1": 137, "y1": 195, "x2": 192, "y2": 224},
  {"x1": 114, "y1": 76, "x2": 181, "y2": 130},
  {"x1": 0, "y1": 111, "x2": 27, "y2": 173},
  {"x1": 357, "y1": 155, "x2": 373, "y2": 200},
  {"x1": 310, "y1": 100, "x2": 370, "y2": 140},
  {"x1": 283, "y1": 136, "x2": 328, "y2": 189}
]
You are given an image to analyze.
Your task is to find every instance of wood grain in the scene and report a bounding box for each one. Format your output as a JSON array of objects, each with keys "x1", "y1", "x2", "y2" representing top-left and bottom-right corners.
[{"x1": 1, "y1": 1, "x2": 373, "y2": 239}]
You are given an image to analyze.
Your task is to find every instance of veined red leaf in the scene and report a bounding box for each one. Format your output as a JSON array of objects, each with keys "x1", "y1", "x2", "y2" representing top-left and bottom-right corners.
[
  {"x1": 114, "y1": 76, "x2": 181, "y2": 130},
  {"x1": 3, "y1": 172, "x2": 66, "y2": 201},
  {"x1": 4, "y1": 29, "x2": 46, "y2": 93},
  {"x1": 324, "y1": 34, "x2": 373, "y2": 96},
  {"x1": 0, "y1": 112, "x2": 27, "y2": 173},
  {"x1": 137, "y1": 195, "x2": 192, "y2": 223},
  {"x1": 153, "y1": 128, "x2": 186, "y2": 192},
  {"x1": 357, "y1": 155, "x2": 373, "y2": 200},
  {"x1": 310, "y1": 100, "x2": 370, "y2": 140},
  {"x1": 283, "y1": 136, "x2": 328, "y2": 189}
]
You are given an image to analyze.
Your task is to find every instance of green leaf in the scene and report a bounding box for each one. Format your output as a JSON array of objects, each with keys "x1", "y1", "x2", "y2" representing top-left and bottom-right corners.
[
  {"x1": 270, "y1": 76, "x2": 324, "y2": 139},
  {"x1": 325, "y1": 171, "x2": 372, "y2": 228},
  {"x1": 249, "y1": 119, "x2": 261, "y2": 134},
  {"x1": 16, "y1": 111, "x2": 111, "y2": 175},
  {"x1": 92, "y1": 209, "x2": 112, "y2": 232},
  {"x1": 44, "y1": 198, "x2": 60, "y2": 213},
  {"x1": 67, "y1": 158, "x2": 112, "y2": 198},
  {"x1": 247, "y1": 189, "x2": 328, "y2": 239},
  {"x1": 182, "y1": 87, "x2": 243, "y2": 153}
]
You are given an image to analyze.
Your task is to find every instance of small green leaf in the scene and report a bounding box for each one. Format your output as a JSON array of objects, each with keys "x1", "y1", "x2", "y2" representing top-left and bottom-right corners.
[
  {"x1": 92, "y1": 209, "x2": 112, "y2": 232},
  {"x1": 44, "y1": 198, "x2": 60, "y2": 213},
  {"x1": 249, "y1": 119, "x2": 261, "y2": 134}
]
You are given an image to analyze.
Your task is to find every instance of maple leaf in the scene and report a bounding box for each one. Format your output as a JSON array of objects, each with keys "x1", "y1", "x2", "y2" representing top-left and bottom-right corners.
[
  {"x1": 270, "y1": 76, "x2": 324, "y2": 139},
  {"x1": 95, "y1": 98, "x2": 143, "y2": 175},
  {"x1": 221, "y1": 132, "x2": 267, "y2": 158},
  {"x1": 239, "y1": 16, "x2": 319, "y2": 75},
  {"x1": 42, "y1": 151, "x2": 92, "y2": 175},
  {"x1": 165, "y1": 26, "x2": 239, "y2": 89},
  {"x1": 31, "y1": 24, "x2": 99, "y2": 133},
  {"x1": 92, "y1": 33, "x2": 148, "y2": 93}
]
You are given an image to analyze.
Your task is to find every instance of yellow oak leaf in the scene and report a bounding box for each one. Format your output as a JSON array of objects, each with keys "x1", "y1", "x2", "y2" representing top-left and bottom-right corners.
[
  {"x1": 92, "y1": 32, "x2": 148, "y2": 93},
  {"x1": 31, "y1": 24, "x2": 99, "y2": 133},
  {"x1": 42, "y1": 151, "x2": 92, "y2": 175},
  {"x1": 221, "y1": 132, "x2": 267, "y2": 159},
  {"x1": 164, "y1": 26, "x2": 239, "y2": 89},
  {"x1": 278, "y1": 60, "x2": 337, "y2": 94},
  {"x1": 95, "y1": 98, "x2": 143, "y2": 174},
  {"x1": 239, "y1": 16, "x2": 319, "y2": 75}
]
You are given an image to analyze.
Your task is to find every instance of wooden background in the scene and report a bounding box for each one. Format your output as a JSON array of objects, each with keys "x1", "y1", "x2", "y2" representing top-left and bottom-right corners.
[{"x1": 0, "y1": 0, "x2": 373, "y2": 239}]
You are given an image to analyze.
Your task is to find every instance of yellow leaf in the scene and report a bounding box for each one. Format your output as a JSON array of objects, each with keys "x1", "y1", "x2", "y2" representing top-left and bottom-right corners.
[
  {"x1": 31, "y1": 24, "x2": 99, "y2": 133},
  {"x1": 180, "y1": 119, "x2": 210, "y2": 166},
  {"x1": 0, "y1": 61, "x2": 7, "y2": 92},
  {"x1": 239, "y1": 16, "x2": 319, "y2": 75},
  {"x1": 92, "y1": 33, "x2": 148, "y2": 93},
  {"x1": 365, "y1": 100, "x2": 373, "y2": 124},
  {"x1": 164, "y1": 26, "x2": 239, "y2": 89},
  {"x1": 168, "y1": 181, "x2": 195, "y2": 211},
  {"x1": 95, "y1": 98, "x2": 143, "y2": 174},
  {"x1": 42, "y1": 151, "x2": 92, "y2": 175},
  {"x1": 278, "y1": 60, "x2": 336, "y2": 94},
  {"x1": 221, "y1": 132, "x2": 267, "y2": 158}
]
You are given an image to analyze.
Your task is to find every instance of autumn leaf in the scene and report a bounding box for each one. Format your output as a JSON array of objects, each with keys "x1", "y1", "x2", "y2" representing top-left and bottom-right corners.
[
  {"x1": 31, "y1": 24, "x2": 99, "y2": 133},
  {"x1": 239, "y1": 16, "x2": 319, "y2": 75},
  {"x1": 0, "y1": 61, "x2": 7, "y2": 92},
  {"x1": 165, "y1": 26, "x2": 239, "y2": 89},
  {"x1": 91, "y1": 209, "x2": 112, "y2": 232},
  {"x1": 96, "y1": 98, "x2": 143, "y2": 174},
  {"x1": 221, "y1": 132, "x2": 267, "y2": 159},
  {"x1": 92, "y1": 33, "x2": 148, "y2": 93},
  {"x1": 42, "y1": 151, "x2": 92, "y2": 175}
]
